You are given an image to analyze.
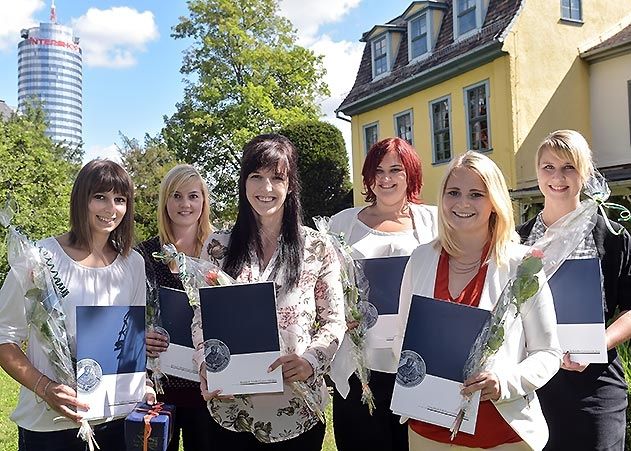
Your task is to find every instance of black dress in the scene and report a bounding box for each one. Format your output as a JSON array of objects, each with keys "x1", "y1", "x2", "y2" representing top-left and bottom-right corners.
[
  {"x1": 517, "y1": 216, "x2": 630, "y2": 451},
  {"x1": 136, "y1": 236, "x2": 214, "y2": 451}
]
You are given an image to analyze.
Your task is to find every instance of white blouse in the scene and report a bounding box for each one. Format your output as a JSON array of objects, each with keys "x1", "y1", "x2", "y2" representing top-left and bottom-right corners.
[
  {"x1": 328, "y1": 203, "x2": 437, "y2": 398},
  {"x1": 0, "y1": 237, "x2": 146, "y2": 432},
  {"x1": 195, "y1": 227, "x2": 345, "y2": 443}
]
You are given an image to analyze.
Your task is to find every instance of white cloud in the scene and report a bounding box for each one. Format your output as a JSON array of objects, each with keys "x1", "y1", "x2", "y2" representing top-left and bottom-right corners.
[
  {"x1": 71, "y1": 7, "x2": 159, "y2": 68},
  {"x1": 84, "y1": 143, "x2": 121, "y2": 164},
  {"x1": 279, "y1": 0, "x2": 360, "y2": 45},
  {"x1": 0, "y1": 0, "x2": 44, "y2": 51}
]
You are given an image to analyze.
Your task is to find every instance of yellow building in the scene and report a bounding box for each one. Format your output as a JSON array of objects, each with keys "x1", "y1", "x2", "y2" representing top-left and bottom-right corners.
[{"x1": 336, "y1": 0, "x2": 631, "y2": 218}]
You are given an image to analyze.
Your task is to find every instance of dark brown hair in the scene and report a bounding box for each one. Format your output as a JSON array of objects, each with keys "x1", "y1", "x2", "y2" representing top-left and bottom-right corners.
[
  {"x1": 69, "y1": 159, "x2": 135, "y2": 255},
  {"x1": 224, "y1": 134, "x2": 304, "y2": 290}
]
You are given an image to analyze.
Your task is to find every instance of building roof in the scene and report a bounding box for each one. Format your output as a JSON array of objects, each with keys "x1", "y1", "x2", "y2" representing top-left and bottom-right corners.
[
  {"x1": 0, "y1": 100, "x2": 13, "y2": 121},
  {"x1": 338, "y1": 0, "x2": 522, "y2": 115},
  {"x1": 581, "y1": 22, "x2": 631, "y2": 61}
]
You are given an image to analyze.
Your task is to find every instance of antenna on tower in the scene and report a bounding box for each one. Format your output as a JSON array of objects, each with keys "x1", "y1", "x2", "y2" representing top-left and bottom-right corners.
[{"x1": 50, "y1": 0, "x2": 57, "y2": 23}]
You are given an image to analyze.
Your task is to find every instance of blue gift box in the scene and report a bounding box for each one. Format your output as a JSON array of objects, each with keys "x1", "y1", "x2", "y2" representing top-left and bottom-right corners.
[{"x1": 124, "y1": 402, "x2": 175, "y2": 451}]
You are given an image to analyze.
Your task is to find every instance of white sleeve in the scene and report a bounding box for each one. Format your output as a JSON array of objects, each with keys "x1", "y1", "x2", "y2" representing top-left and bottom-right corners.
[{"x1": 0, "y1": 269, "x2": 28, "y2": 346}]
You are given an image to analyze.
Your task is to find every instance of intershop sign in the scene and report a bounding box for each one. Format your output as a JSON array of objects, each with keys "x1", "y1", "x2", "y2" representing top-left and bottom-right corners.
[{"x1": 28, "y1": 37, "x2": 80, "y2": 52}]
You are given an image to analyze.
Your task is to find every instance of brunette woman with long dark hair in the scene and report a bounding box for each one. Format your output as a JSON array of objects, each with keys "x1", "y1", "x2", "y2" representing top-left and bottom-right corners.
[{"x1": 193, "y1": 134, "x2": 345, "y2": 450}]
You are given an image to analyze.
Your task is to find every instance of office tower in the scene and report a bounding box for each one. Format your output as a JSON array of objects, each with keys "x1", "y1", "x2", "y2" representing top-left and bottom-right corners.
[{"x1": 18, "y1": 1, "x2": 82, "y2": 147}]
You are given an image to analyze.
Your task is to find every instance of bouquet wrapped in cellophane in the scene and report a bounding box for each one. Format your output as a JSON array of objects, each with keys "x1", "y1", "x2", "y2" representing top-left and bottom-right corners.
[
  {"x1": 450, "y1": 171, "x2": 629, "y2": 439},
  {"x1": 153, "y1": 244, "x2": 328, "y2": 423},
  {"x1": 313, "y1": 216, "x2": 375, "y2": 414},
  {"x1": 144, "y1": 271, "x2": 166, "y2": 395},
  {"x1": 0, "y1": 200, "x2": 98, "y2": 450}
]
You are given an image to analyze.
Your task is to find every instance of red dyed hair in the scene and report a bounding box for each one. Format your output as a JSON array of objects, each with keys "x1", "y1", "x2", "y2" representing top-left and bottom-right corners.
[{"x1": 362, "y1": 137, "x2": 423, "y2": 204}]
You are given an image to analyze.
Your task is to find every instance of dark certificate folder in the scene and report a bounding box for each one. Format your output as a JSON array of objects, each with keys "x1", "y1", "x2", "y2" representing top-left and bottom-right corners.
[
  {"x1": 76, "y1": 305, "x2": 146, "y2": 419},
  {"x1": 199, "y1": 281, "x2": 283, "y2": 395},
  {"x1": 356, "y1": 255, "x2": 409, "y2": 347},
  {"x1": 391, "y1": 295, "x2": 490, "y2": 434},
  {"x1": 547, "y1": 257, "x2": 607, "y2": 363},
  {"x1": 157, "y1": 286, "x2": 198, "y2": 381}
]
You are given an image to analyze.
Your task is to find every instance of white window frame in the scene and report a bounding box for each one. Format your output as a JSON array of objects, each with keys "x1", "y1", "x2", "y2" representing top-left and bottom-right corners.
[
  {"x1": 452, "y1": 0, "x2": 485, "y2": 41},
  {"x1": 561, "y1": 0, "x2": 582, "y2": 22},
  {"x1": 463, "y1": 80, "x2": 491, "y2": 152},
  {"x1": 429, "y1": 95, "x2": 452, "y2": 164},
  {"x1": 371, "y1": 34, "x2": 390, "y2": 79},
  {"x1": 363, "y1": 122, "x2": 379, "y2": 155},
  {"x1": 393, "y1": 109, "x2": 414, "y2": 144},
  {"x1": 408, "y1": 12, "x2": 431, "y2": 62}
]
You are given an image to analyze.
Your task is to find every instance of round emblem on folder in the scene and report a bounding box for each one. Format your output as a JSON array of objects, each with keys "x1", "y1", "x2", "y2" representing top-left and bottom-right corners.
[
  {"x1": 76, "y1": 358, "x2": 103, "y2": 393},
  {"x1": 395, "y1": 350, "x2": 426, "y2": 387},
  {"x1": 153, "y1": 326, "x2": 170, "y2": 346},
  {"x1": 358, "y1": 301, "x2": 378, "y2": 330},
  {"x1": 204, "y1": 339, "x2": 231, "y2": 373}
]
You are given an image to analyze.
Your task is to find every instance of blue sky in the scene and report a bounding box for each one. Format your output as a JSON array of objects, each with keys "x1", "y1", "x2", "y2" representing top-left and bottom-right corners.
[{"x1": 0, "y1": 0, "x2": 411, "y2": 163}]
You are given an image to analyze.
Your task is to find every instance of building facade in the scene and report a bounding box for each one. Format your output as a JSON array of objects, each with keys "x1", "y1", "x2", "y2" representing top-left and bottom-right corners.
[
  {"x1": 18, "y1": 3, "x2": 82, "y2": 147},
  {"x1": 337, "y1": 0, "x2": 631, "y2": 219}
]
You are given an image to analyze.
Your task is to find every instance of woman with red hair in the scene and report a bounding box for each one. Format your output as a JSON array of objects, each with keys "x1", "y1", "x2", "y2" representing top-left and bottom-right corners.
[{"x1": 329, "y1": 137, "x2": 437, "y2": 451}]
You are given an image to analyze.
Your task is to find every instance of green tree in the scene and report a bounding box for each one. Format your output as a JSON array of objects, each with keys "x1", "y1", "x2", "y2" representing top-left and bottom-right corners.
[
  {"x1": 163, "y1": 0, "x2": 329, "y2": 219},
  {"x1": 279, "y1": 121, "x2": 353, "y2": 226},
  {"x1": 0, "y1": 106, "x2": 77, "y2": 281},
  {"x1": 118, "y1": 134, "x2": 179, "y2": 242}
]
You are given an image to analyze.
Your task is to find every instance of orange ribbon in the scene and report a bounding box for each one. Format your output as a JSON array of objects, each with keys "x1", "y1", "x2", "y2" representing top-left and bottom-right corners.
[{"x1": 133, "y1": 403, "x2": 172, "y2": 451}]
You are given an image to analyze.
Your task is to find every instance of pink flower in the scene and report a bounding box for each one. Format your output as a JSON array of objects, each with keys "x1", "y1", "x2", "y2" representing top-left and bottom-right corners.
[
  {"x1": 205, "y1": 271, "x2": 219, "y2": 286},
  {"x1": 530, "y1": 248, "x2": 544, "y2": 259}
]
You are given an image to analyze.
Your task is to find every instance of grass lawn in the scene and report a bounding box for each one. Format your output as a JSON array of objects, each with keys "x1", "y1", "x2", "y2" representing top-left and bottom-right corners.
[{"x1": 0, "y1": 369, "x2": 338, "y2": 451}]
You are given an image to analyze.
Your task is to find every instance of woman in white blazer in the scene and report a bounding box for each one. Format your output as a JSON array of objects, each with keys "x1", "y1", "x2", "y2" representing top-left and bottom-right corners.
[{"x1": 398, "y1": 151, "x2": 562, "y2": 451}]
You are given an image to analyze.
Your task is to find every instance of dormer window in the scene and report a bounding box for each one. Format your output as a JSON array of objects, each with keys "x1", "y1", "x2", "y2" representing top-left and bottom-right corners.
[
  {"x1": 453, "y1": 0, "x2": 489, "y2": 41},
  {"x1": 457, "y1": 0, "x2": 477, "y2": 35},
  {"x1": 372, "y1": 36, "x2": 389, "y2": 77},
  {"x1": 409, "y1": 13, "x2": 429, "y2": 60}
]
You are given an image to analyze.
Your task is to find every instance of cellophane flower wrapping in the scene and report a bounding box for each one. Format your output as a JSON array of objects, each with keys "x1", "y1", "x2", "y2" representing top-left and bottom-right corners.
[
  {"x1": 153, "y1": 244, "x2": 328, "y2": 422},
  {"x1": 0, "y1": 202, "x2": 98, "y2": 450},
  {"x1": 451, "y1": 172, "x2": 619, "y2": 439},
  {"x1": 313, "y1": 216, "x2": 375, "y2": 414},
  {"x1": 144, "y1": 271, "x2": 166, "y2": 395}
]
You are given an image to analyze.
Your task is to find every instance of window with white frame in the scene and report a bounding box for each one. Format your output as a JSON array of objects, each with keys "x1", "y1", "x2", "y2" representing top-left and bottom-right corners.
[
  {"x1": 394, "y1": 111, "x2": 413, "y2": 144},
  {"x1": 464, "y1": 81, "x2": 490, "y2": 151},
  {"x1": 561, "y1": 0, "x2": 582, "y2": 21},
  {"x1": 372, "y1": 36, "x2": 389, "y2": 78},
  {"x1": 456, "y1": 0, "x2": 477, "y2": 36},
  {"x1": 409, "y1": 13, "x2": 428, "y2": 60},
  {"x1": 363, "y1": 123, "x2": 379, "y2": 154},
  {"x1": 430, "y1": 97, "x2": 451, "y2": 163}
]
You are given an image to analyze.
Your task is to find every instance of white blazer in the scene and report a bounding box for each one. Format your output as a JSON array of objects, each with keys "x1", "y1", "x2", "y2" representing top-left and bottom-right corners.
[{"x1": 397, "y1": 240, "x2": 562, "y2": 451}]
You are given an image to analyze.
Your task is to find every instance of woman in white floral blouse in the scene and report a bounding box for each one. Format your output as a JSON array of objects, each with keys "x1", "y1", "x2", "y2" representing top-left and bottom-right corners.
[{"x1": 193, "y1": 133, "x2": 346, "y2": 450}]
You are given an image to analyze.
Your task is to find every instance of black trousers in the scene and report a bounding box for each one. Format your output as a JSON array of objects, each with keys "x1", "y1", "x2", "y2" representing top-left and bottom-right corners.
[
  {"x1": 167, "y1": 405, "x2": 215, "y2": 451},
  {"x1": 206, "y1": 416, "x2": 325, "y2": 451},
  {"x1": 333, "y1": 371, "x2": 408, "y2": 451},
  {"x1": 18, "y1": 419, "x2": 125, "y2": 451}
]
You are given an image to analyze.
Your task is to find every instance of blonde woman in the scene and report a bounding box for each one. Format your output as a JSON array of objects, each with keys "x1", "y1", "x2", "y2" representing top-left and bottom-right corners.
[
  {"x1": 398, "y1": 151, "x2": 562, "y2": 450},
  {"x1": 136, "y1": 164, "x2": 213, "y2": 451},
  {"x1": 517, "y1": 130, "x2": 631, "y2": 450}
]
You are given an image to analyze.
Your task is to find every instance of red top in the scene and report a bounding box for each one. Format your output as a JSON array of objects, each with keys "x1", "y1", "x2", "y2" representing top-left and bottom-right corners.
[{"x1": 408, "y1": 244, "x2": 522, "y2": 448}]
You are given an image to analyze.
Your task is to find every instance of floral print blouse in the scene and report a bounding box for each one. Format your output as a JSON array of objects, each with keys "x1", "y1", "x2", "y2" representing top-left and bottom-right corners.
[{"x1": 192, "y1": 226, "x2": 345, "y2": 443}]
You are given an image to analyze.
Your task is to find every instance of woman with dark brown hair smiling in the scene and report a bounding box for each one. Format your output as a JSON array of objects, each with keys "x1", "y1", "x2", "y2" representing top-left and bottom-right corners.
[{"x1": 194, "y1": 134, "x2": 345, "y2": 450}]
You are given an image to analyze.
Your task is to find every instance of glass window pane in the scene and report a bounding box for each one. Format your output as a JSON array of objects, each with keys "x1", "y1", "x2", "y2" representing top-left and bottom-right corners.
[
  {"x1": 365, "y1": 125, "x2": 378, "y2": 153},
  {"x1": 459, "y1": 8, "x2": 476, "y2": 35},
  {"x1": 396, "y1": 113, "x2": 413, "y2": 143}
]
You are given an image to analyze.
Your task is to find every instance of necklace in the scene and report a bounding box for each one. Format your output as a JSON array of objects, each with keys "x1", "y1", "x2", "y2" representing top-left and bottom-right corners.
[{"x1": 449, "y1": 257, "x2": 481, "y2": 274}]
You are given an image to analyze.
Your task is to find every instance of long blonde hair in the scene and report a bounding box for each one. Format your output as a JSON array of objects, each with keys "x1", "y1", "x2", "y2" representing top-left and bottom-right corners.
[
  {"x1": 157, "y1": 164, "x2": 212, "y2": 256},
  {"x1": 536, "y1": 130, "x2": 594, "y2": 186},
  {"x1": 437, "y1": 151, "x2": 518, "y2": 266}
]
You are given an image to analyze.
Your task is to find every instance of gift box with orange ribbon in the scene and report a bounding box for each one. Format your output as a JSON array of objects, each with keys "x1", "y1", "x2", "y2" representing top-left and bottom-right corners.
[{"x1": 124, "y1": 402, "x2": 175, "y2": 451}]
